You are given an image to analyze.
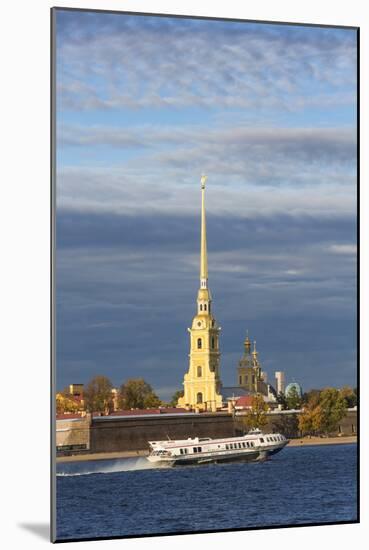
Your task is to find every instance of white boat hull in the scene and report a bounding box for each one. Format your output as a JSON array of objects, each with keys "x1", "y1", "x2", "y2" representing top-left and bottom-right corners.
[{"x1": 147, "y1": 432, "x2": 288, "y2": 467}]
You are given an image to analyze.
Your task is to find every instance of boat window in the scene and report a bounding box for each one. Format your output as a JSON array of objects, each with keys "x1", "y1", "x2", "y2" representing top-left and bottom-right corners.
[
  {"x1": 184, "y1": 448, "x2": 188, "y2": 454},
  {"x1": 260, "y1": 438, "x2": 264, "y2": 443},
  {"x1": 242, "y1": 442, "x2": 246, "y2": 448},
  {"x1": 238, "y1": 443, "x2": 242, "y2": 449},
  {"x1": 198, "y1": 447, "x2": 202, "y2": 452},
  {"x1": 193, "y1": 447, "x2": 198, "y2": 453},
  {"x1": 226, "y1": 444, "x2": 229, "y2": 450},
  {"x1": 250, "y1": 442, "x2": 254, "y2": 447},
  {"x1": 180, "y1": 449, "x2": 184, "y2": 454}
]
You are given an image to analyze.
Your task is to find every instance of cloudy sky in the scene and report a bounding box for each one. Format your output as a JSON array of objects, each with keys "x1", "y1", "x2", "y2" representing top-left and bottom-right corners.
[{"x1": 55, "y1": 9, "x2": 357, "y2": 400}]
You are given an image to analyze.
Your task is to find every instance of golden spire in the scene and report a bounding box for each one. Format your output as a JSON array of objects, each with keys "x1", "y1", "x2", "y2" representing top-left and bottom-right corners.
[{"x1": 200, "y1": 175, "x2": 208, "y2": 289}]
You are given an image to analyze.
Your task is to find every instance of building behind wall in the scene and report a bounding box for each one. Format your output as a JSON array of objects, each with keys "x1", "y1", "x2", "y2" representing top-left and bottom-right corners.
[
  {"x1": 237, "y1": 334, "x2": 268, "y2": 396},
  {"x1": 275, "y1": 371, "x2": 285, "y2": 394}
]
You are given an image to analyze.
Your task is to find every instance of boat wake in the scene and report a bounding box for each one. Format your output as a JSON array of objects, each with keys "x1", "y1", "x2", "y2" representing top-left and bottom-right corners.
[{"x1": 56, "y1": 457, "x2": 156, "y2": 477}]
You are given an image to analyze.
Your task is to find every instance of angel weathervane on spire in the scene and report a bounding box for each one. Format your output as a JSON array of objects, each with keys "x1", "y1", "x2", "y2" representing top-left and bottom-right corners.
[{"x1": 201, "y1": 174, "x2": 207, "y2": 189}]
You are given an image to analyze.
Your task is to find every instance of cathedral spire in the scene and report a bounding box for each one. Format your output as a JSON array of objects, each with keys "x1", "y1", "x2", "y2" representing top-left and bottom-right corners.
[{"x1": 200, "y1": 175, "x2": 208, "y2": 289}]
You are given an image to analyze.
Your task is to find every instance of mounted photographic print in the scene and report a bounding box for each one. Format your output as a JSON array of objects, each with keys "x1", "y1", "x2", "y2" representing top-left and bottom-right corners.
[{"x1": 51, "y1": 7, "x2": 359, "y2": 543}]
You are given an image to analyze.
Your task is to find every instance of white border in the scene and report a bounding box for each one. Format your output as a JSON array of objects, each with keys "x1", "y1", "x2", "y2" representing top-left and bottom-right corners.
[{"x1": 2, "y1": 1, "x2": 367, "y2": 548}]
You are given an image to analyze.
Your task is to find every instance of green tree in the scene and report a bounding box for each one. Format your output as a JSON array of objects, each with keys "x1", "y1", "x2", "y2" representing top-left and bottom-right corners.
[
  {"x1": 242, "y1": 394, "x2": 268, "y2": 432},
  {"x1": 119, "y1": 378, "x2": 161, "y2": 409},
  {"x1": 340, "y1": 386, "x2": 357, "y2": 409},
  {"x1": 318, "y1": 388, "x2": 347, "y2": 434},
  {"x1": 84, "y1": 375, "x2": 114, "y2": 414},
  {"x1": 276, "y1": 392, "x2": 287, "y2": 410},
  {"x1": 272, "y1": 413, "x2": 299, "y2": 438},
  {"x1": 299, "y1": 387, "x2": 347, "y2": 436},
  {"x1": 170, "y1": 390, "x2": 184, "y2": 407},
  {"x1": 285, "y1": 386, "x2": 302, "y2": 410}
]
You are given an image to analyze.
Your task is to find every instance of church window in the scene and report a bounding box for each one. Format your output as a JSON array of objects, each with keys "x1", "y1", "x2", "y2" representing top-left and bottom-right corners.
[
  {"x1": 211, "y1": 337, "x2": 215, "y2": 349},
  {"x1": 196, "y1": 392, "x2": 203, "y2": 404},
  {"x1": 252, "y1": 375, "x2": 255, "y2": 384},
  {"x1": 197, "y1": 338, "x2": 202, "y2": 349},
  {"x1": 197, "y1": 366, "x2": 202, "y2": 377},
  {"x1": 200, "y1": 304, "x2": 203, "y2": 311},
  {"x1": 239, "y1": 375, "x2": 242, "y2": 385},
  {"x1": 204, "y1": 304, "x2": 207, "y2": 311}
]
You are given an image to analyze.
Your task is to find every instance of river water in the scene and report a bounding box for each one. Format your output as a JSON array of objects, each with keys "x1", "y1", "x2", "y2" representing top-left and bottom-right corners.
[{"x1": 56, "y1": 443, "x2": 357, "y2": 541}]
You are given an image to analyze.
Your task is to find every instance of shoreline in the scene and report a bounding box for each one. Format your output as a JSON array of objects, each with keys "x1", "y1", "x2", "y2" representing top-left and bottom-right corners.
[
  {"x1": 56, "y1": 436, "x2": 357, "y2": 463},
  {"x1": 287, "y1": 435, "x2": 357, "y2": 447}
]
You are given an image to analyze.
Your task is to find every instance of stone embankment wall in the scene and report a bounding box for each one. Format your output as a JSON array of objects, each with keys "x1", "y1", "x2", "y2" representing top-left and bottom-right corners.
[
  {"x1": 90, "y1": 412, "x2": 235, "y2": 453},
  {"x1": 56, "y1": 409, "x2": 357, "y2": 455},
  {"x1": 56, "y1": 416, "x2": 90, "y2": 451}
]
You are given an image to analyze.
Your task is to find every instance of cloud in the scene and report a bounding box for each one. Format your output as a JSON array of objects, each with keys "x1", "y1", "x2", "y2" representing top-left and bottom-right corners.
[
  {"x1": 329, "y1": 244, "x2": 357, "y2": 255},
  {"x1": 56, "y1": 12, "x2": 357, "y2": 112},
  {"x1": 60, "y1": 124, "x2": 356, "y2": 161},
  {"x1": 56, "y1": 121, "x2": 356, "y2": 220},
  {"x1": 56, "y1": 166, "x2": 355, "y2": 219}
]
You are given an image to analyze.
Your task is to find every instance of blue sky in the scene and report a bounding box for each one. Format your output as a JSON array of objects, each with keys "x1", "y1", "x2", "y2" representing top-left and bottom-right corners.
[{"x1": 55, "y1": 9, "x2": 357, "y2": 400}]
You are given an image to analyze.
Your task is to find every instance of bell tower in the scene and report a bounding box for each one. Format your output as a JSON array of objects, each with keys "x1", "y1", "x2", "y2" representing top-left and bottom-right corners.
[{"x1": 178, "y1": 176, "x2": 223, "y2": 411}]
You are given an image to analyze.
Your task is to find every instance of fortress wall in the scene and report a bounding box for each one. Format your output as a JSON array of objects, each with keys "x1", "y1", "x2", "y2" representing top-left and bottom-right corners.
[
  {"x1": 56, "y1": 409, "x2": 357, "y2": 455},
  {"x1": 90, "y1": 413, "x2": 235, "y2": 453},
  {"x1": 56, "y1": 417, "x2": 90, "y2": 450}
]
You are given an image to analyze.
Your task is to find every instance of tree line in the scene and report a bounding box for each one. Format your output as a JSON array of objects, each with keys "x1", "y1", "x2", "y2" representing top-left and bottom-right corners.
[
  {"x1": 56, "y1": 376, "x2": 184, "y2": 414},
  {"x1": 276, "y1": 385, "x2": 357, "y2": 412},
  {"x1": 242, "y1": 386, "x2": 357, "y2": 438}
]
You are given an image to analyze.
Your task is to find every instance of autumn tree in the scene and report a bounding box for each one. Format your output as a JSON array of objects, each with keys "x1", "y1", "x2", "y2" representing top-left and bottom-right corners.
[
  {"x1": 119, "y1": 378, "x2": 161, "y2": 409},
  {"x1": 83, "y1": 375, "x2": 114, "y2": 414},
  {"x1": 56, "y1": 393, "x2": 80, "y2": 414},
  {"x1": 170, "y1": 390, "x2": 184, "y2": 407},
  {"x1": 242, "y1": 393, "x2": 268, "y2": 432},
  {"x1": 302, "y1": 389, "x2": 321, "y2": 407}
]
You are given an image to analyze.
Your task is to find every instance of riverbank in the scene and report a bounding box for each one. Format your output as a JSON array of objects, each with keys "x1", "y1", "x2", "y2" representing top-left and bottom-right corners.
[
  {"x1": 56, "y1": 435, "x2": 357, "y2": 463},
  {"x1": 57, "y1": 450, "x2": 149, "y2": 463},
  {"x1": 287, "y1": 435, "x2": 357, "y2": 447}
]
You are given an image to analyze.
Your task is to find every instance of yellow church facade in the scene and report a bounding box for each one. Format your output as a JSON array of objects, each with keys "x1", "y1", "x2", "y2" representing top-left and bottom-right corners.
[{"x1": 178, "y1": 176, "x2": 223, "y2": 412}]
